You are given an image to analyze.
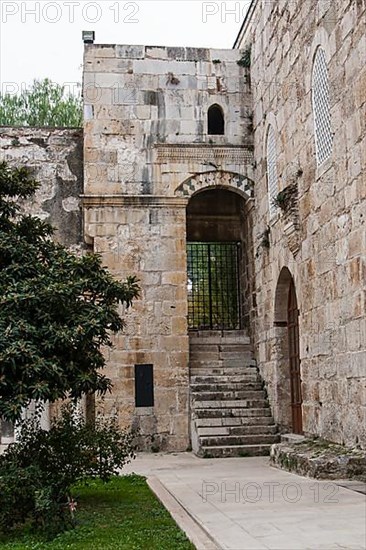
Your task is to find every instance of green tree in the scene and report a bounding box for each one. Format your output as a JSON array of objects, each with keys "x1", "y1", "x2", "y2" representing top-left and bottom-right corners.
[
  {"x1": 0, "y1": 79, "x2": 82, "y2": 127},
  {"x1": 0, "y1": 162, "x2": 139, "y2": 421}
]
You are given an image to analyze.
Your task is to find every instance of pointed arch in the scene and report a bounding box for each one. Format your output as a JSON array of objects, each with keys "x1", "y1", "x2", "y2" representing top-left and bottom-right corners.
[
  {"x1": 273, "y1": 267, "x2": 303, "y2": 434},
  {"x1": 175, "y1": 170, "x2": 254, "y2": 200}
]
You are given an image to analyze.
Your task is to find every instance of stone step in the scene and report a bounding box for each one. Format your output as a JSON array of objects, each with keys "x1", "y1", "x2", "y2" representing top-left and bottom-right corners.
[
  {"x1": 190, "y1": 351, "x2": 222, "y2": 361},
  {"x1": 195, "y1": 415, "x2": 275, "y2": 428},
  {"x1": 197, "y1": 425, "x2": 278, "y2": 437},
  {"x1": 189, "y1": 361, "x2": 223, "y2": 370},
  {"x1": 189, "y1": 332, "x2": 277, "y2": 458},
  {"x1": 190, "y1": 340, "x2": 251, "y2": 348},
  {"x1": 193, "y1": 407, "x2": 271, "y2": 419},
  {"x1": 190, "y1": 382, "x2": 263, "y2": 392},
  {"x1": 198, "y1": 444, "x2": 272, "y2": 458},
  {"x1": 190, "y1": 347, "x2": 253, "y2": 355},
  {"x1": 190, "y1": 358, "x2": 256, "y2": 368},
  {"x1": 190, "y1": 364, "x2": 257, "y2": 372},
  {"x1": 192, "y1": 399, "x2": 269, "y2": 409},
  {"x1": 189, "y1": 330, "x2": 250, "y2": 345},
  {"x1": 190, "y1": 357, "x2": 255, "y2": 368},
  {"x1": 218, "y1": 351, "x2": 254, "y2": 361},
  {"x1": 218, "y1": 344, "x2": 253, "y2": 352},
  {"x1": 190, "y1": 374, "x2": 261, "y2": 384},
  {"x1": 191, "y1": 390, "x2": 266, "y2": 401},
  {"x1": 200, "y1": 434, "x2": 281, "y2": 447},
  {"x1": 191, "y1": 367, "x2": 258, "y2": 376},
  {"x1": 189, "y1": 343, "x2": 220, "y2": 353},
  {"x1": 190, "y1": 343, "x2": 253, "y2": 354},
  {"x1": 221, "y1": 359, "x2": 257, "y2": 368}
]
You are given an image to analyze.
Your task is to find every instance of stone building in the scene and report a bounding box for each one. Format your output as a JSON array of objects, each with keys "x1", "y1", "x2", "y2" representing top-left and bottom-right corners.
[
  {"x1": 1, "y1": 0, "x2": 365, "y2": 454},
  {"x1": 82, "y1": 43, "x2": 267, "y2": 454},
  {"x1": 234, "y1": 0, "x2": 365, "y2": 448}
]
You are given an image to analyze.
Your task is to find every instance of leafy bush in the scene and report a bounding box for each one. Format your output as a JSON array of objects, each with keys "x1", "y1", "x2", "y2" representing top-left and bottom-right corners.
[
  {"x1": 0, "y1": 404, "x2": 136, "y2": 536},
  {"x1": 237, "y1": 45, "x2": 251, "y2": 68}
]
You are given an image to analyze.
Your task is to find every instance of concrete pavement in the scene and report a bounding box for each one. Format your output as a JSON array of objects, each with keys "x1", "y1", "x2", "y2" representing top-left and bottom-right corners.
[{"x1": 123, "y1": 452, "x2": 366, "y2": 550}]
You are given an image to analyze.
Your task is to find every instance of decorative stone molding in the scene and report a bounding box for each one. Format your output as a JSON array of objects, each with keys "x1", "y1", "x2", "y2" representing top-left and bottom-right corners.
[
  {"x1": 156, "y1": 144, "x2": 253, "y2": 165},
  {"x1": 175, "y1": 170, "x2": 254, "y2": 199},
  {"x1": 81, "y1": 194, "x2": 188, "y2": 207},
  {"x1": 284, "y1": 220, "x2": 300, "y2": 257},
  {"x1": 273, "y1": 182, "x2": 301, "y2": 257}
]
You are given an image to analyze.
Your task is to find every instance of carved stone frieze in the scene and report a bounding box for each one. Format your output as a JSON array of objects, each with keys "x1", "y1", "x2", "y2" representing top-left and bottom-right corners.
[{"x1": 156, "y1": 144, "x2": 253, "y2": 165}]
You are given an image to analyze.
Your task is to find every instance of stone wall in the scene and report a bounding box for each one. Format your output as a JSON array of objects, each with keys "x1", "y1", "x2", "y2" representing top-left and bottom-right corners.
[
  {"x1": 236, "y1": 0, "x2": 366, "y2": 447},
  {"x1": 0, "y1": 127, "x2": 83, "y2": 247},
  {"x1": 0, "y1": 126, "x2": 83, "y2": 448},
  {"x1": 83, "y1": 44, "x2": 254, "y2": 450}
]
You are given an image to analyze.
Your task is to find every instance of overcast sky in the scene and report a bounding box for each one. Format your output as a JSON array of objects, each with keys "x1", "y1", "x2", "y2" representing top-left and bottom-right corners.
[{"x1": 0, "y1": 1, "x2": 250, "y2": 94}]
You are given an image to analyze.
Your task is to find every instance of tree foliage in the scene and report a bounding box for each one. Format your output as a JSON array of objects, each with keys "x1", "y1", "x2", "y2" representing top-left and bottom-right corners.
[
  {"x1": 0, "y1": 162, "x2": 139, "y2": 421},
  {"x1": 0, "y1": 79, "x2": 82, "y2": 127}
]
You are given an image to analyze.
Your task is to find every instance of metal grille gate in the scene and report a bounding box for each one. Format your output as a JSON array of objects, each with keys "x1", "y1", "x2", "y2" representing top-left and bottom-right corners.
[{"x1": 187, "y1": 242, "x2": 240, "y2": 330}]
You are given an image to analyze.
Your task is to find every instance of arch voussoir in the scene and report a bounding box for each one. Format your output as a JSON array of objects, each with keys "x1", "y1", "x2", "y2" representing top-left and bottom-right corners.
[{"x1": 175, "y1": 170, "x2": 254, "y2": 200}]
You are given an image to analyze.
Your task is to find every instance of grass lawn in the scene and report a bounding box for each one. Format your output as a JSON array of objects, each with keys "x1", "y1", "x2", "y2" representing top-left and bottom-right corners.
[{"x1": 0, "y1": 475, "x2": 196, "y2": 550}]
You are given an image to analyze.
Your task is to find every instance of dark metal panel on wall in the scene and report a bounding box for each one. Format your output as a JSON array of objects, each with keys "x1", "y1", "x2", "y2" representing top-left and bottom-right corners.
[{"x1": 134, "y1": 364, "x2": 154, "y2": 407}]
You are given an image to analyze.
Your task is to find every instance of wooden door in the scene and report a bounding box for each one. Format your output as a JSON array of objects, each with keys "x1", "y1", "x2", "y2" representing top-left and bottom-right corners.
[{"x1": 287, "y1": 280, "x2": 303, "y2": 434}]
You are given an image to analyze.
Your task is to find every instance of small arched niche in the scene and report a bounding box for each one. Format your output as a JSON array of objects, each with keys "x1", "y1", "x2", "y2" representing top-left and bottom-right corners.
[
  {"x1": 208, "y1": 104, "x2": 225, "y2": 135},
  {"x1": 274, "y1": 267, "x2": 293, "y2": 326}
]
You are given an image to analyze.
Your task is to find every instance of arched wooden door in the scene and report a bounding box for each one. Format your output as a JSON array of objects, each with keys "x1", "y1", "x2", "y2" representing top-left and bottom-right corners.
[{"x1": 287, "y1": 279, "x2": 303, "y2": 434}]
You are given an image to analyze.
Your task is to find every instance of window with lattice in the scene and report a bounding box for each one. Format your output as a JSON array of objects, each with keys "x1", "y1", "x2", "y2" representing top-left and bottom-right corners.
[
  {"x1": 266, "y1": 125, "x2": 278, "y2": 219},
  {"x1": 312, "y1": 47, "x2": 333, "y2": 166}
]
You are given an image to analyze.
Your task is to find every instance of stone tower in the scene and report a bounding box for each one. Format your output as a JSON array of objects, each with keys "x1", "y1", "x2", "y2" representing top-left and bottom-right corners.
[{"x1": 82, "y1": 44, "x2": 256, "y2": 451}]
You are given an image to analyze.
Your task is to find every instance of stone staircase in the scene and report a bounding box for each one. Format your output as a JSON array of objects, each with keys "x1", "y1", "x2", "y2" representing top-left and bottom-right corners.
[{"x1": 189, "y1": 330, "x2": 280, "y2": 458}]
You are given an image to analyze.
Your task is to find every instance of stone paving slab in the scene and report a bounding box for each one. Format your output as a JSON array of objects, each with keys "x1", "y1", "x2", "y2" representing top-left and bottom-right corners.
[
  {"x1": 147, "y1": 476, "x2": 219, "y2": 549},
  {"x1": 336, "y1": 480, "x2": 366, "y2": 495},
  {"x1": 123, "y1": 452, "x2": 366, "y2": 550}
]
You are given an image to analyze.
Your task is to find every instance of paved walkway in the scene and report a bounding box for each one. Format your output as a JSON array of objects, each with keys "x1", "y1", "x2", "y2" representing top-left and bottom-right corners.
[{"x1": 123, "y1": 452, "x2": 366, "y2": 550}]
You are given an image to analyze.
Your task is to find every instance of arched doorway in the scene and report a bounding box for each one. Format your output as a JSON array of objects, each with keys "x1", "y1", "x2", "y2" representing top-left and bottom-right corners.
[
  {"x1": 274, "y1": 268, "x2": 303, "y2": 434},
  {"x1": 186, "y1": 187, "x2": 250, "y2": 331},
  {"x1": 185, "y1": 185, "x2": 280, "y2": 456}
]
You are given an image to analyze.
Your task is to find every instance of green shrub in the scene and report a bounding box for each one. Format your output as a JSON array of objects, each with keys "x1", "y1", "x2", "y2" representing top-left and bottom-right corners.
[
  {"x1": 0, "y1": 404, "x2": 136, "y2": 536},
  {"x1": 237, "y1": 45, "x2": 251, "y2": 68}
]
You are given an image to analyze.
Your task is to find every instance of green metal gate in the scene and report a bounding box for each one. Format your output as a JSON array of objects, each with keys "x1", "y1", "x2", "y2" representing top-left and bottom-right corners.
[{"x1": 187, "y1": 242, "x2": 241, "y2": 330}]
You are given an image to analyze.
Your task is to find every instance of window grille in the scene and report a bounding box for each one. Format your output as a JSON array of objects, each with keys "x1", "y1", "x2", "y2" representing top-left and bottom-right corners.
[
  {"x1": 312, "y1": 47, "x2": 333, "y2": 166},
  {"x1": 187, "y1": 242, "x2": 240, "y2": 330},
  {"x1": 266, "y1": 125, "x2": 278, "y2": 219}
]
